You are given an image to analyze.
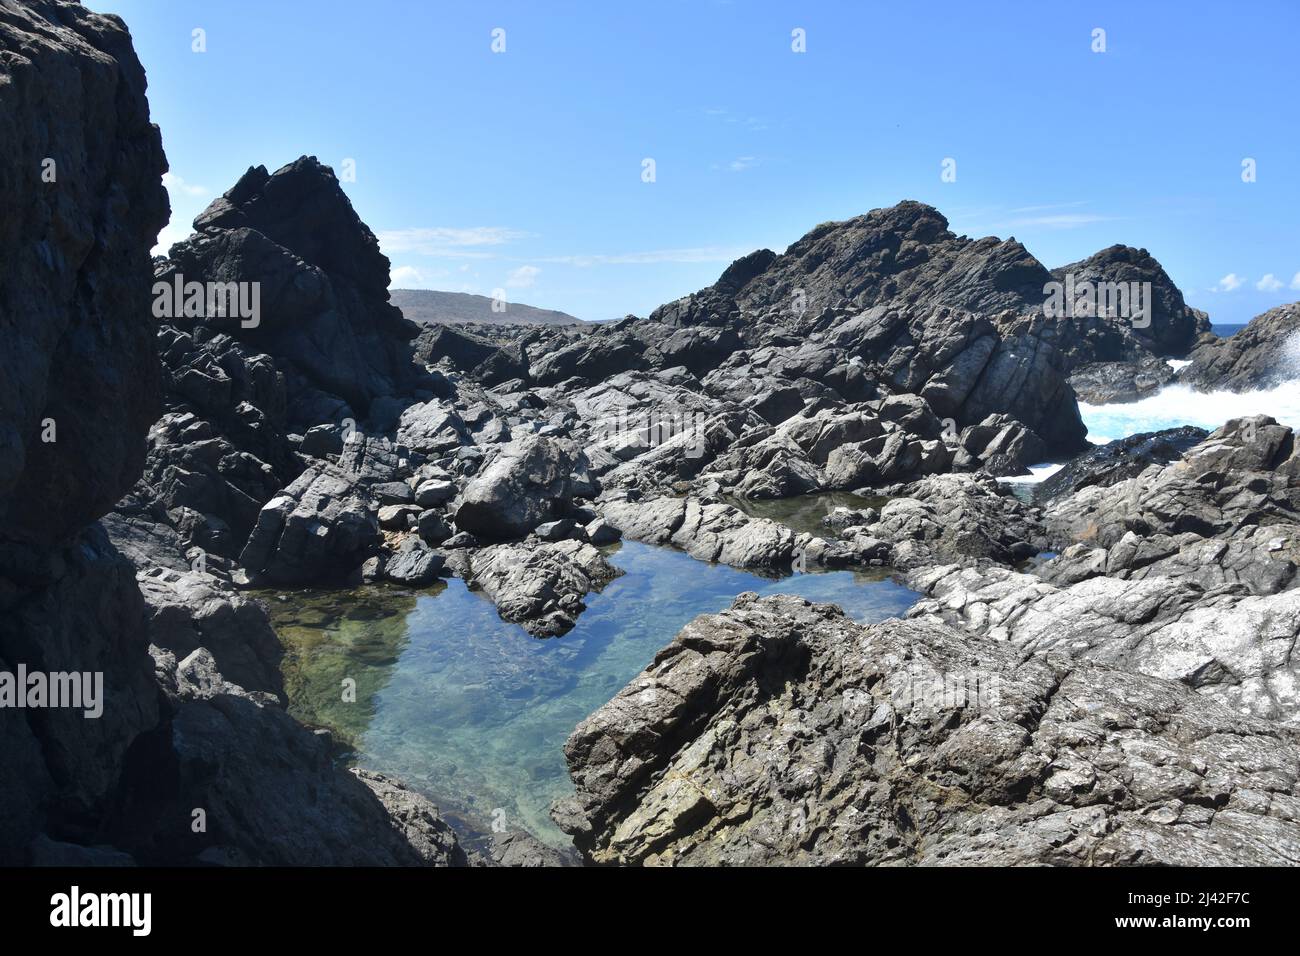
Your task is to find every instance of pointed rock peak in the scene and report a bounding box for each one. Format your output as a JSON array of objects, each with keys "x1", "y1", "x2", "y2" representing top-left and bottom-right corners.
[
  {"x1": 717, "y1": 248, "x2": 777, "y2": 292},
  {"x1": 192, "y1": 155, "x2": 389, "y2": 294}
]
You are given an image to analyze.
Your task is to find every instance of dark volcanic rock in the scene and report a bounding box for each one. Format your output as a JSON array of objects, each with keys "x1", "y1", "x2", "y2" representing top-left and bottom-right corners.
[
  {"x1": 159, "y1": 156, "x2": 430, "y2": 428},
  {"x1": 0, "y1": 0, "x2": 167, "y2": 862},
  {"x1": 0, "y1": 0, "x2": 168, "y2": 564},
  {"x1": 653, "y1": 201, "x2": 1052, "y2": 324},
  {"x1": 1037, "y1": 426, "x2": 1210, "y2": 503},
  {"x1": 1067, "y1": 356, "x2": 1176, "y2": 405},
  {"x1": 1049, "y1": 245, "x2": 1210, "y2": 361},
  {"x1": 466, "y1": 539, "x2": 621, "y2": 637},
  {"x1": 0, "y1": 3, "x2": 472, "y2": 867},
  {"x1": 1182, "y1": 301, "x2": 1300, "y2": 391}
]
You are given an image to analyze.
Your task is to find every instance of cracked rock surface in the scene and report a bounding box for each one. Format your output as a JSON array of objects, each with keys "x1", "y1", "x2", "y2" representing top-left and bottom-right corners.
[{"x1": 555, "y1": 593, "x2": 1300, "y2": 866}]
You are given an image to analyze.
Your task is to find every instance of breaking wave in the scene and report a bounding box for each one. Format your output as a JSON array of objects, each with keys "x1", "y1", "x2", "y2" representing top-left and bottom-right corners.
[{"x1": 1080, "y1": 380, "x2": 1300, "y2": 444}]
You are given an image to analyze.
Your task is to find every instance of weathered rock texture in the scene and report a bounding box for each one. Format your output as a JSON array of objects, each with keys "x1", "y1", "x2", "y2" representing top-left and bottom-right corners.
[
  {"x1": 0, "y1": 0, "x2": 468, "y2": 867},
  {"x1": 556, "y1": 594, "x2": 1300, "y2": 866}
]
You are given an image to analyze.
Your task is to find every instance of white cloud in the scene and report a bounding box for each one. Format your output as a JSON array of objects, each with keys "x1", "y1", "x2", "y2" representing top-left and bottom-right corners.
[
  {"x1": 1215, "y1": 273, "x2": 1245, "y2": 292},
  {"x1": 161, "y1": 172, "x2": 208, "y2": 197},
  {"x1": 539, "y1": 246, "x2": 749, "y2": 267},
  {"x1": 389, "y1": 265, "x2": 428, "y2": 288},
  {"x1": 996, "y1": 213, "x2": 1115, "y2": 230},
  {"x1": 150, "y1": 219, "x2": 191, "y2": 257},
  {"x1": 727, "y1": 156, "x2": 758, "y2": 172},
  {"x1": 1291, "y1": 272, "x2": 1300, "y2": 291},
  {"x1": 506, "y1": 265, "x2": 541, "y2": 289},
  {"x1": 1256, "y1": 273, "x2": 1284, "y2": 292},
  {"x1": 377, "y1": 226, "x2": 529, "y2": 258}
]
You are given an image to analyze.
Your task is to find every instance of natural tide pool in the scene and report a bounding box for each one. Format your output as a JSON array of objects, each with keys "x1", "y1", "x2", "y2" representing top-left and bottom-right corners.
[{"x1": 265, "y1": 537, "x2": 918, "y2": 849}]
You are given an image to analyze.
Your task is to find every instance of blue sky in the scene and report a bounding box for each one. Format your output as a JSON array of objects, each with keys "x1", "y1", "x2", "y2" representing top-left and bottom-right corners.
[{"x1": 92, "y1": 0, "x2": 1299, "y2": 324}]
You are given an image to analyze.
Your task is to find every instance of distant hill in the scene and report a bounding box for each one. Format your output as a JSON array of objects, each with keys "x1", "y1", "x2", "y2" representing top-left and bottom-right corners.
[{"x1": 390, "y1": 289, "x2": 585, "y2": 326}]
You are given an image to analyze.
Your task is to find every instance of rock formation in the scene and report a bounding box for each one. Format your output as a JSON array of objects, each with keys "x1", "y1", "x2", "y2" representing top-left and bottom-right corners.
[
  {"x1": 555, "y1": 593, "x2": 1300, "y2": 866},
  {"x1": 0, "y1": 0, "x2": 467, "y2": 867}
]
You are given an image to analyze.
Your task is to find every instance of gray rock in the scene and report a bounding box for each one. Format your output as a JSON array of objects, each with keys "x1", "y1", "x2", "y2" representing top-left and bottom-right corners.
[
  {"x1": 414, "y1": 478, "x2": 456, "y2": 507},
  {"x1": 584, "y1": 518, "x2": 621, "y2": 546},
  {"x1": 466, "y1": 540, "x2": 621, "y2": 637},
  {"x1": 454, "y1": 434, "x2": 590, "y2": 540},
  {"x1": 556, "y1": 593, "x2": 1300, "y2": 866},
  {"x1": 382, "y1": 549, "x2": 445, "y2": 587}
]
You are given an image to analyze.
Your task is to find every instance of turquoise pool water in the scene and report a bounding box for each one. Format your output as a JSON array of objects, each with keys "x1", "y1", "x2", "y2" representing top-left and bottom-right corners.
[{"x1": 267, "y1": 537, "x2": 918, "y2": 848}]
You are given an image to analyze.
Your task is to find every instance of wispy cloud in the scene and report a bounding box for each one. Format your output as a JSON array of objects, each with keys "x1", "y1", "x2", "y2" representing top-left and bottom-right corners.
[
  {"x1": 722, "y1": 156, "x2": 758, "y2": 172},
  {"x1": 1007, "y1": 201, "x2": 1091, "y2": 214},
  {"x1": 389, "y1": 265, "x2": 428, "y2": 287},
  {"x1": 996, "y1": 213, "x2": 1117, "y2": 230},
  {"x1": 538, "y1": 246, "x2": 748, "y2": 267},
  {"x1": 506, "y1": 265, "x2": 541, "y2": 288},
  {"x1": 700, "y1": 107, "x2": 769, "y2": 131},
  {"x1": 1290, "y1": 272, "x2": 1300, "y2": 291},
  {"x1": 1214, "y1": 273, "x2": 1245, "y2": 292},
  {"x1": 162, "y1": 172, "x2": 208, "y2": 197},
  {"x1": 378, "y1": 226, "x2": 530, "y2": 258},
  {"x1": 1256, "y1": 273, "x2": 1284, "y2": 292}
]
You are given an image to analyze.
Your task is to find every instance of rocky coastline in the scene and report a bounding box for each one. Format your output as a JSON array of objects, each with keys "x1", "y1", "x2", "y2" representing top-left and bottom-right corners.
[{"x1": 4, "y1": 0, "x2": 1299, "y2": 867}]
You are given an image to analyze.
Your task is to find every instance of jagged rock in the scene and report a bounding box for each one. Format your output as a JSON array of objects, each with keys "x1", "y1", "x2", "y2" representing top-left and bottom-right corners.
[
  {"x1": 239, "y1": 461, "x2": 379, "y2": 584},
  {"x1": 955, "y1": 414, "x2": 1047, "y2": 477},
  {"x1": 556, "y1": 593, "x2": 1300, "y2": 865},
  {"x1": 397, "y1": 399, "x2": 468, "y2": 456},
  {"x1": 852, "y1": 473, "x2": 1046, "y2": 569},
  {"x1": 599, "y1": 493, "x2": 801, "y2": 571},
  {"x1": 0, "y1": 527, "x2": 160, "y2": 851},
  {"x1": 0, "y1": 0, "x2": 167, "y2": 861},
  {"x1": 137, "y1": 567, "x2": 284, "y2": 700},
  {"x1": 160, "y1": 156, "x2": 430, "y2": 424},
  {"x1": 0, "y1": 0, "x2": 168, "y2": 563},
  {"x1": 378, "y1": 503, "x2": 420, "y2": 529},
  {"x1": 490, "y1": 830, "x2": 578, "y2": 867},
  {"x1": 351, "y1": 770, "x2": 470, "y2": 866},
  {"x1": 416, "y1": 510, "x2": 452, "y2": 546},
  {"x1": 1068, "y1": 356, "x2": 1176, "y2": 405},
  {"x1": 1036, "y1": 426, "x2": 1209, "y2": 503},
  {"x1": 414, "y1": 478, "x2": 456, "y2": 507},
  {"x1": 1046, "y1": 416, "x2": 1300, "y2": 549},
  {"x1": 1048, "y1": 245, "x2": 1210, "y2": 360},
  {"x1": 466, "y1": 539, "x2": 621, "y2": 636},
  {"x1": 585, "y1": 518, "x2": 621, "y2": 545},
  {"x1": 909, "y1": 562, "x2": 1300, "y2": 725},
  {"x1": 110, "y1": 649, "x2": 470, "y2": 865},
  {"x1": 1182, "y1": 301, "x2": 1300, "y2": 390},
  {"x1": 381, "y1": 548, "x2": 445, "y2": 586}
]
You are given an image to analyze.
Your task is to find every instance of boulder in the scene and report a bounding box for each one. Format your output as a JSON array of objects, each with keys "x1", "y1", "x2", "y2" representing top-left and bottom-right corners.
[{"x1": 454, "y1": 434, "x2": 590, "y2": 540}]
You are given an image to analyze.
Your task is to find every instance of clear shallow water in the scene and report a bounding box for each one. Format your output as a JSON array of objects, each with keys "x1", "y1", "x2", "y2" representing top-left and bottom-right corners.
[
  {"x1": 725, "y1": 489, "x2": 887, "y2": 535},
  {"x1": 267, "y1": 538, "x2": 917, "y2": 848}
]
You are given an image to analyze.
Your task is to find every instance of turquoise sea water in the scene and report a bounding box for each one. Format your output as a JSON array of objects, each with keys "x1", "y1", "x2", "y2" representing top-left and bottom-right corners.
[{"x1": 268, "y1": 527, "x2": 918, "y2": 848}]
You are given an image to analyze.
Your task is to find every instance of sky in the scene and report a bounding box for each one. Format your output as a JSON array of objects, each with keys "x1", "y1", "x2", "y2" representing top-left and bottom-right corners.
[{"x1": 90, "y1": 0, "x2": 1300, "y2": 325}]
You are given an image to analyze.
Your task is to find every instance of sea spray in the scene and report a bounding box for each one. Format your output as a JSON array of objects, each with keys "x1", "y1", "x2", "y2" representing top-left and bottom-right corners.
[{"x1": 1080, "y1": 380, "x2": 1300, "y2": 443}]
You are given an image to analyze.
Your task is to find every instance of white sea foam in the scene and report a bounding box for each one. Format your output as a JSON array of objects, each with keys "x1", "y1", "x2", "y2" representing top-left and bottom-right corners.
[
  {"x1": 1080, "y1": 380, "x2": 1300, "y2": 444},
  {"x1": 996, "y1": 462, "x2": 1065, "y2": 485}
]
